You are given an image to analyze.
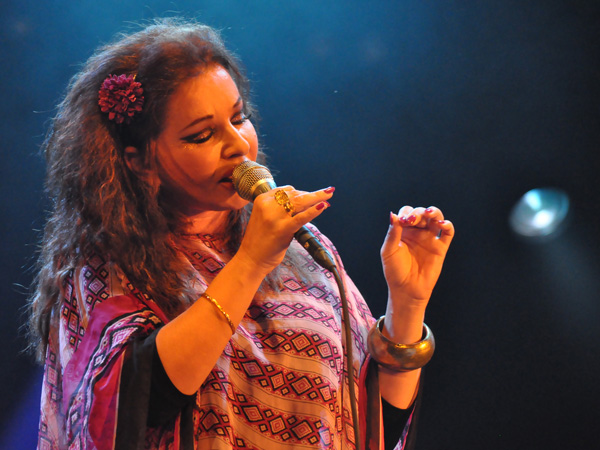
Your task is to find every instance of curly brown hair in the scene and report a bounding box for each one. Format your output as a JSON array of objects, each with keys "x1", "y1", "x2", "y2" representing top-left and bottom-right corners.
[{"x1": 27, "y1": 18, "x2": 268, "y2": 362}]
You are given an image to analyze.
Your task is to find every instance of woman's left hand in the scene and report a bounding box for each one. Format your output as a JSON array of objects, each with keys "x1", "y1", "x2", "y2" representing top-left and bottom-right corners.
[{"x1": 381, "y1": 206, "x2": 455, "y2": 303}]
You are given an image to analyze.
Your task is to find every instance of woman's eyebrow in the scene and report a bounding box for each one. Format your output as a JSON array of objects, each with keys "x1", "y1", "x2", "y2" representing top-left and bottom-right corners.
[
  {"x1": 181, "y1": 115, "x2": 213, "y2": 132},
  {"x1": 180, "y1": 97, "x2": 243, "y2": 132}
]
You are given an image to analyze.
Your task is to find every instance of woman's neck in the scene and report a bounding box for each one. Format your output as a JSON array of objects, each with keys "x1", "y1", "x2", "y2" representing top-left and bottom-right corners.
[{"x1": 182, "y1": 210, "x2": 230, "y2": 235}]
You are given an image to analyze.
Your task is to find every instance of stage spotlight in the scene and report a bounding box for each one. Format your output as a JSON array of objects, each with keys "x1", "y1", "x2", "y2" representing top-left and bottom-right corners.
[{"x1": 509, "y1": 188, "x2": 570, "y2": 240}]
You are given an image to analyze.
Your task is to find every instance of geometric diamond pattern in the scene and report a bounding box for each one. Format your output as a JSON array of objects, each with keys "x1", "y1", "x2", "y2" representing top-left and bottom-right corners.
[
  {"x1": 38, "y1": 224, "x2": 383, "y2": 450},
  {"x1": 60, "y1": 255, "x2": 111, "y2": 350},
  {"x1": 245, "y1": 300, "x2": 341, "y2": 334},
  {"x1": 253, "y1": 329, "x2": 342, "y2": 372},
  {"x1": 199, "y1": 370, "x2": 335, "y2": 448}
]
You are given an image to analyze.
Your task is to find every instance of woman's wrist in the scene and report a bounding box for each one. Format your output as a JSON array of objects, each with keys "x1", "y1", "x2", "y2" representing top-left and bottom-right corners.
[
  {"x1": 383, "y1": 297, "x2": 427, "y2": 343},
  {"x1": 231, "y1": 246, "x2": 279, "y2": 279},
  {"x1": 368, "y1": 317, "x2": 435, "y2": 372}
]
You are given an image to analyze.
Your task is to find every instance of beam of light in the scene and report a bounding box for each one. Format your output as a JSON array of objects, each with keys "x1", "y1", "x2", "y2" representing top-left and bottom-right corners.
[{"x1": 509, "y1": 188, "x2": 570, "y2": 240}]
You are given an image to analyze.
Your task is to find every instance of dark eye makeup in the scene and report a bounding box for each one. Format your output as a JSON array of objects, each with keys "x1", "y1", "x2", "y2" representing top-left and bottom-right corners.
[
  {"x1": 232, "y1": 111, "x2": 252, "y2": 125},
  {"x1": 183, "y1": 128, "x2": 215, "y2": 144},
  {"x1": 181, "y1": 110, "x2": 252, "y2": 145}
]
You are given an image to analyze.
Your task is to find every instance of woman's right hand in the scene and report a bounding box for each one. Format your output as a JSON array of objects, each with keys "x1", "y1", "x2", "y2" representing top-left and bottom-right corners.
[{"x1": 236, "y1": 186, "x2": 335, "y2": 272}]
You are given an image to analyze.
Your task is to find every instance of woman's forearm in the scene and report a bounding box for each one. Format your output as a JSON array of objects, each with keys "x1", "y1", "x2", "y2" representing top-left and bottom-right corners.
[{"x1": 156, "y1": 250, "x2": 271, "y2": 395}]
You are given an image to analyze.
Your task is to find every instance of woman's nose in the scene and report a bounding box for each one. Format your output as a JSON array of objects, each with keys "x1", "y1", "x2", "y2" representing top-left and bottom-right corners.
[{"x1": 222, "y1": 123, "x2": 250, "y2": 158}]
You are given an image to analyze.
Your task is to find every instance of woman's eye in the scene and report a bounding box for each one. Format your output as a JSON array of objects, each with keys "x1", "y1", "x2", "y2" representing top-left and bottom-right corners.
[
  {"x1": 184, "y1": 128, "x2": 214, "y2": 144},
  {"x1": 232, "y1": 112, "x2": 251, "y2": 125}
]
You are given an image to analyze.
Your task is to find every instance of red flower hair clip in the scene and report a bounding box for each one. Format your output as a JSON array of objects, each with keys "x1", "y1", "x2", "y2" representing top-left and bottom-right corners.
[{"x1": 98, "y1": 74, "x2": 144, "y2": 124}]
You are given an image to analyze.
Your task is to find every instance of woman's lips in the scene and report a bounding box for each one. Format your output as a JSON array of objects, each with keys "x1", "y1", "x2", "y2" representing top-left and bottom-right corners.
[{"x1": 219, "y1": 177, "x2": 235, "y2": 191}]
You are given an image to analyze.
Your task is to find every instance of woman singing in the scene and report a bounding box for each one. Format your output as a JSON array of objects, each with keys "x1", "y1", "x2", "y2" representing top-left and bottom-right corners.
[{"x1": 28, "y1": 18, "x2": 454, "y2": 450}]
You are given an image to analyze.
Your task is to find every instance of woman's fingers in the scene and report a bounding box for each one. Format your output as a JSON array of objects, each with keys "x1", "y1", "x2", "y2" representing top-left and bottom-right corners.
[
  {"x1": 283, "y1": 186, "x2": 334, "y2": 228},
  {"x1": 436, "y1": 219, "x2": 455, "y2": 245},
  {"x1": 397, "y1": 206, "x2": 440, "y2": 226},
  {"x1": 285, "y1": 186, "x2": 335, "y2": 214},
  {"x1": 262, "y1": 185, "x2": 335, "y2": 218},
  {"x1": 394, "y1": 205, "x2": 454, "y2": 242},
  {"x1": 289, "y1": 197, "x2": 331, "y2": 227}
]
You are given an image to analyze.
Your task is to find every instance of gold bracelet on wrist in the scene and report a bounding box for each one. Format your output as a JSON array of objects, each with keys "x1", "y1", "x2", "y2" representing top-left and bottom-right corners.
[
  {"x1": 367, "y1": 316, "x2": 435, "y2": 372},
  {"x1": 201, "y1": 292, "x2": 236, "y2": 335}
]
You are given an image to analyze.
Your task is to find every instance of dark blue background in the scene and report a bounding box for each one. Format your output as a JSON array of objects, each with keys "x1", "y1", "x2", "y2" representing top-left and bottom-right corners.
[{"x1": 2, "y1": 1, "x2": 599, "y2": 448}]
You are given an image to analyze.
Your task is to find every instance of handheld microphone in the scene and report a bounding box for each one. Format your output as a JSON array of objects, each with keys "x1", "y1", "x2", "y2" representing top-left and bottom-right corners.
[{"x1": 232, "y1": 160, "x2": 337, "y2": 272}]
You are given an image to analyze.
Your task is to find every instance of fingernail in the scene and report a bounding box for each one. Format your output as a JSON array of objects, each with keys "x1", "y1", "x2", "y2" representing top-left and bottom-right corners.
[
  {"x1": 316, "y1": 202, "x2": 327, "y2": 210},
  {"x1": 400, "y1": 216, "x2": 409, "y2": 224},
  {"x1": 438, "y1": 220, "x2": 446, "y2": 224},
  {"x1": 426, "y1": 207, "x2": 434, "y2": 214},
  {"x1": 408, "y1": 215, "x2": 417, "y2": 225},
  {"x1": 390, "y1": 211, "x2": 394, "y2": 226},
  {"x1": 324, "y1": 186, "x2": 335, "y2": 194}
]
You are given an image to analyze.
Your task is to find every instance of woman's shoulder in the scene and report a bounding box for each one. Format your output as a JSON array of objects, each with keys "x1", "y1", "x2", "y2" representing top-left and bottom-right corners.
[
  {"x1": 60, "y1": 253, "x2": 151, "y2": 333},
  {"x1": 69, "y1": 254, "x2": 128, "y2": 303}
]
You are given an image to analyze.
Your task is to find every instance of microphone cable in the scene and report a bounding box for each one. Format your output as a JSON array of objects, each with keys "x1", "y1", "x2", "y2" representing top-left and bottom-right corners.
[{"x1": 331, "y1": 264, "x2": 362, "y2": 450}]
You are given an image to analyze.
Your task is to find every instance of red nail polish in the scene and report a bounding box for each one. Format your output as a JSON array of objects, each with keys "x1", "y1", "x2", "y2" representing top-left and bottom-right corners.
[
  {"x1": 408, "y1": 215, "x2": 417, "y2": 224},
  {"x1": 324, "y1": 187, "x2": 335, "y2": 194},
  {"x1": 426, "y1": 207, "x2": 434, "y2": 214},
  {"x1": 316, "y1": 202, "x2": 326, "y2": 210},
  {"x1": 438, "y1": 220, "x2": 446, "y2": 224},
  {"x1": 400, "y1": 216, "x2": 408, "y2": 224}
]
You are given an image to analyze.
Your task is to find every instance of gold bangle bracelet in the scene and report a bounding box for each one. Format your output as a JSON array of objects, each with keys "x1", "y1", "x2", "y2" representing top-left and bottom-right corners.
[
  {"x1": 201, "y1": 292, "x2": 236, "y2": 335},
  {"x1": 367, "y1": 316, "x2": 435, "y2": 372}
]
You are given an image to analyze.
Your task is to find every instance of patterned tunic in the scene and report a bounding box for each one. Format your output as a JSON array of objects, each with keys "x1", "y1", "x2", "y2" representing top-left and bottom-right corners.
[{"x1": 37, "y1": 225, "x2": 413, "y2": 449}]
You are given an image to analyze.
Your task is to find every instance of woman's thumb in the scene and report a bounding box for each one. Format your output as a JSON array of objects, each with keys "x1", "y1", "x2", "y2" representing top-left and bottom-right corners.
[{"x1": 381, "y1": 212, "x2": 403, "y2": 257}]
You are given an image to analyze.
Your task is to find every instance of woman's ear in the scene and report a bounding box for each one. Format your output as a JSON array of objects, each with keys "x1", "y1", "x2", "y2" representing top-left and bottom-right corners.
[{"x1": 124, "y1": 146, "x2": 152, "y2": 180}]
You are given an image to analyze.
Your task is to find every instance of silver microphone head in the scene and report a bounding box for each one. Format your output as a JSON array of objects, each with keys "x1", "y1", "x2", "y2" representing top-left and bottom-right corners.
[{"x1": 232, "y1": 161, "x2": 275, "y2": 201}]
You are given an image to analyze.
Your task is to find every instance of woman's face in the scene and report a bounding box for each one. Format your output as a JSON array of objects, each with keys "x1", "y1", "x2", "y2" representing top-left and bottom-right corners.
[{"x1": 154, "y1": 64, "x2": 258, "y2": 216}]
